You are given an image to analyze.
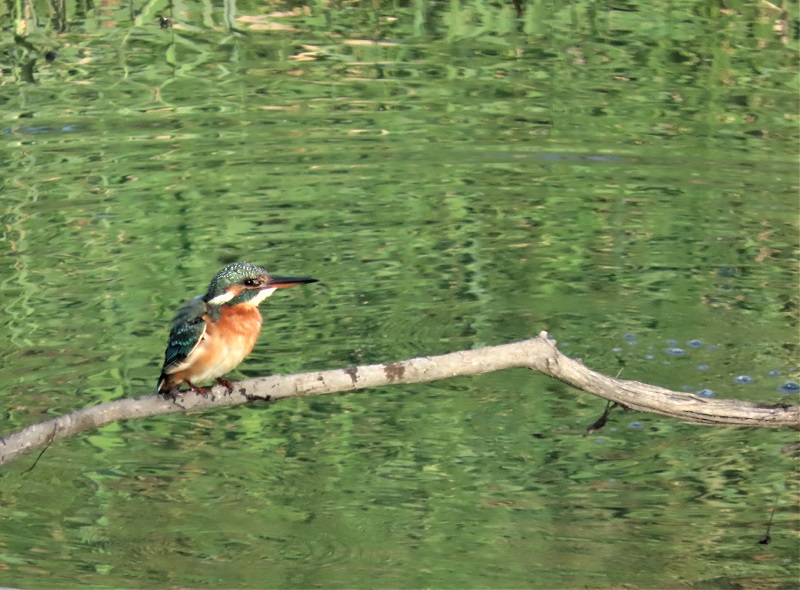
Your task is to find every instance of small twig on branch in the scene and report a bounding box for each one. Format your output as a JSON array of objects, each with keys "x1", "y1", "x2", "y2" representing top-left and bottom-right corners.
[{"x1": 1, "y1": 332, "x2": 797, "y2": 468}]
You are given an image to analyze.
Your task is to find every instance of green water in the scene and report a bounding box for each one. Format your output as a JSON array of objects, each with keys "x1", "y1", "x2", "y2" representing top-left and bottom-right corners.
[{"x1": 1, "y1": 0, "x2": 798, "y2": 587}]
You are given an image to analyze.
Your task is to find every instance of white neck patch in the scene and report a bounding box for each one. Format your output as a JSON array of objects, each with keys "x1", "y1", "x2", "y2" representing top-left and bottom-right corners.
[
  {"x1": 207, "y1": 290, "x2": 236, "y2": 305},
  {"x1": 208, "y1": 287, "x2": 276, "y2": 307}
]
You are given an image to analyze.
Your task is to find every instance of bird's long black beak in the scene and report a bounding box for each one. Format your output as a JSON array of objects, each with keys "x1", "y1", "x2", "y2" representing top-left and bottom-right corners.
[{"x1": 266, "y1": 276, "x2": 318, "y2": 289}]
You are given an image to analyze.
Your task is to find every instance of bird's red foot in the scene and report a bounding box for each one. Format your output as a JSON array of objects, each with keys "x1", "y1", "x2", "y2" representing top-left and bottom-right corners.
[
  {"x1": 216, "y1": 377, "x2": 235, "y2": 394},
  {"x1": 186, "y1": 380, "x2": 211, "y2": 396}
]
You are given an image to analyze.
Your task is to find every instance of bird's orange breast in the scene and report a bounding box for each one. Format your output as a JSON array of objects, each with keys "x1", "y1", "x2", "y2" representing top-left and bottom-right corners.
[{"x1": 170, "y1": 304, "x2": 263, "y2": 385}]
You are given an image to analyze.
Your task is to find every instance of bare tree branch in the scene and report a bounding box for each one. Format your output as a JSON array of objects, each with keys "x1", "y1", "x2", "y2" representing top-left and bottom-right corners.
[{"x1": 2, "y1": 332, "x2": 797, "y2": 468}]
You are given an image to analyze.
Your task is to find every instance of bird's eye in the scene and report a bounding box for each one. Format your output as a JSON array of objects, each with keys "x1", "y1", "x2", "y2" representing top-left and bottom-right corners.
[{"x1": 243, "y1": 278, "x2": 259, "y2": 287}]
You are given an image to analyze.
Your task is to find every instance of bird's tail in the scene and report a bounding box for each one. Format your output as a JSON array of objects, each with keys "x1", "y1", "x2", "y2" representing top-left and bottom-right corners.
[{"x1": 156, "y1": 373, "x2": 173, "y2": 394}]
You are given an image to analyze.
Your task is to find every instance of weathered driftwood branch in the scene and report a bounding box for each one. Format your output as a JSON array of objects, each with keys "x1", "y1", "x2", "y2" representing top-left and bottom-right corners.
[{"x1": 1, "y1": 332, "x2": 797, "y2": 468}]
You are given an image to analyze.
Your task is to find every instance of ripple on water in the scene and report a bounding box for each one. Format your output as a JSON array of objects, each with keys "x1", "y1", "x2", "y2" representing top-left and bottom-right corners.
[{"x1": 611, "y1": 331, "x2": 797, "y2": 401}]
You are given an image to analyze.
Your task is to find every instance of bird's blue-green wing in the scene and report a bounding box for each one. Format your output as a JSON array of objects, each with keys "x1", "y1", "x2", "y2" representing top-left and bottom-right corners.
[{"x1": 161, "y1": 296, "x2": 208, "y2": 372}]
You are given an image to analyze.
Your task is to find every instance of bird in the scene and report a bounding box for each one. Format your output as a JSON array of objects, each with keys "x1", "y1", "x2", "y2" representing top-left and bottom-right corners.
[{"x1": 157, "y1": 262, "x2": 317, "y2": 395}]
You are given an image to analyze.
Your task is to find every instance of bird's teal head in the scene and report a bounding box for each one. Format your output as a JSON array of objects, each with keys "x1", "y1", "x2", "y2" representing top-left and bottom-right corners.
[{"x1": 204, "y1": 262, "x2": 317, "y2": 307}]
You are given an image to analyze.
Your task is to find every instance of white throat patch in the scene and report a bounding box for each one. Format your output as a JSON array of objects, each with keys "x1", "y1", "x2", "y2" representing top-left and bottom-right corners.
[{"x1": 249, "y1": 288, "x2": 276, "y2": 306}]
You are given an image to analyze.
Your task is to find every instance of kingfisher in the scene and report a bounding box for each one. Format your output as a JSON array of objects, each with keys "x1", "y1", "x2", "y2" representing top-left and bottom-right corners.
[{"x1": 157, "y1": 262, "x2": 317, "y2": 395}]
